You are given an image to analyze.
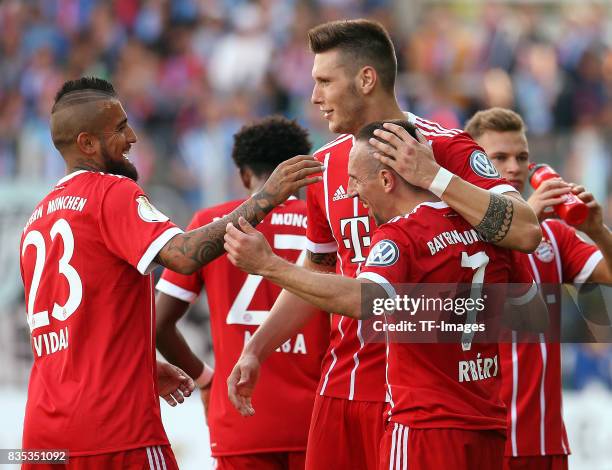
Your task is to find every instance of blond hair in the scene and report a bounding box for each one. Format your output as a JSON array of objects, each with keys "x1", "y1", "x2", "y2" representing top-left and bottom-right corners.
[{"x1": 464, "y1": 107, "x2": 526, "y2": 139}]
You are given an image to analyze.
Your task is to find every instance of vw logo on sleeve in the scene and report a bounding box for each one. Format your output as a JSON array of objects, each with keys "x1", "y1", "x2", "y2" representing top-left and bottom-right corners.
[
  {"x1": 469, "y1": 150, "x2": 501, "y2": 178},
  {"x1": 365, "y1": 240, "x2": 400, "y2": 267}
]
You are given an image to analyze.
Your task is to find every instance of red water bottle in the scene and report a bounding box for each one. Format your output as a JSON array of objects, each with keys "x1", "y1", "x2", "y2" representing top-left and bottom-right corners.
[{"x1": 528, "y1": 163, "x2": 589, "y2": 226}]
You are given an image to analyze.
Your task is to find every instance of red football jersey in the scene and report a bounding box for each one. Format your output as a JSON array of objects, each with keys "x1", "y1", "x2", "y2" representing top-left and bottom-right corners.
[
  {"x1": 19, "y1": 170, "x2": 182, "y2": 455},
  {"x1": 357, "y1": 202, "x2": 534, "y2": 431},
  {"x1": 306, "y1": 113, "x2": 516, "y2": 402},
  {"x1": 500, "y1": 219, "x2": 601, "y2": 457},
  {"x1": 157, "y1": 198, "x2": 330, "y2": 457}
]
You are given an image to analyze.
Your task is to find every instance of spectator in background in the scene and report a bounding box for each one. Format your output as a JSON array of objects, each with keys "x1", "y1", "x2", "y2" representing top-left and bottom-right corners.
[
  {"x1": 466, "y1": 107, "x2": 612, "y2": 470},
  {"x1": 0, "y1": 0, "x2": 608, "y2": 221}
]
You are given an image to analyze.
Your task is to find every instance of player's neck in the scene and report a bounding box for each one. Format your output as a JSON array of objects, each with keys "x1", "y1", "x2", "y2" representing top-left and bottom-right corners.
[
  {"x1": 394, "y1": 187, "x2": 440, "y2": 218},
  {"x1": 247, "y1": 175, "x2": 269, "y2": 196},
  {"x1": 65, "y1": 155, "x2": 105, "y2": 175},
  {"x1": 355, "y1": 95, "x2": 404, "y2": 133}
]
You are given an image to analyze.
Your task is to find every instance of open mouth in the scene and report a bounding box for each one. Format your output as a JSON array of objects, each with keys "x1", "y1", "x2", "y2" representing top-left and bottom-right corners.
[{"x1": 321, "y1": 109, "x2": 333, "y2": 119}]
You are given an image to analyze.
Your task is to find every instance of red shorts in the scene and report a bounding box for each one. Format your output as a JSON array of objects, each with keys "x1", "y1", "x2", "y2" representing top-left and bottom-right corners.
[
  {"x1": 379, "y1": 423, "x2": 505, "y2": 470},
  {"x1": 214, "y1": 451, "x2": 305, "y2": 470},
  {"x1": 305, "y1": 394, "x2": 386, "y2": 470},
  {"x1": 21, "y1": 445, "x2": 178, "y2": 470},
  {"x1": 504, "y1": 455, "x2": 568, "y2": 470}
]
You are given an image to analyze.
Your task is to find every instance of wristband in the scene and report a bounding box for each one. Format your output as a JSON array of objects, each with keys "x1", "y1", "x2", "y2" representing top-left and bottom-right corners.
[
  {"x1": 195, "y1": 364, "x2": 214, "y2": 389},
  {"x1": 428, "y1": 167, "x2": 454, "y2": 198}
]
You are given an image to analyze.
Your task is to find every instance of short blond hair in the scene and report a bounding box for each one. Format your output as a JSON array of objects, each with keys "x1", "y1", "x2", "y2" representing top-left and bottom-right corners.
[{"x1": 464, "y1": 107, "x2": 526, "y2": 140}]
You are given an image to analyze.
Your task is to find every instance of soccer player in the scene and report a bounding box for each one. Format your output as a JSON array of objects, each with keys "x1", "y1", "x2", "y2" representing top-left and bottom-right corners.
[
  {"x1": 228, "y1": 19, "x2": 541, "y2": 469},
  {"x1": 465, "y1": 107, "x2": 612, "y2": 470},
  {"x1": 19, "y1": 77, "x2": 322, "y2": 469},
  {"x1": 155, "y1": 116, "x2": 330, "y2": 469},
  {"x1": 224, "y1": 120, "x2": 546, "y2": 469}
]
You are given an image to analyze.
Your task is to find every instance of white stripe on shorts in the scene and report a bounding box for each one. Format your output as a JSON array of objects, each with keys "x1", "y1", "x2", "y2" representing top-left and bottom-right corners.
[{"x1": 155, "y1": 446, "x2": 168, "y2": 470}]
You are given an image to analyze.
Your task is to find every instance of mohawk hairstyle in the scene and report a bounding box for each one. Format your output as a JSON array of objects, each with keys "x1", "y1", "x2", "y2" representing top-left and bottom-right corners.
[
  {"x1": 52, "y1": 77, "x2": 116, "y2": 112},
  {"x1": 232, "y1": 116, "x2": 311, "y2": 177}
]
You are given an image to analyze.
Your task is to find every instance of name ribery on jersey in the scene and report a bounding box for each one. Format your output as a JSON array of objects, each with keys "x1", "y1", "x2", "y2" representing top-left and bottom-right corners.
[{"x1": 24, "y1": 195, "x2": 88, "y2": 231}]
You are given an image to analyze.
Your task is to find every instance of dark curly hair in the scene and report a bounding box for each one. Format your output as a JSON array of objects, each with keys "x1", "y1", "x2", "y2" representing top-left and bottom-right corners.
[{"x1": 232, "y1": 116, "x2": 311, "y2": 177}]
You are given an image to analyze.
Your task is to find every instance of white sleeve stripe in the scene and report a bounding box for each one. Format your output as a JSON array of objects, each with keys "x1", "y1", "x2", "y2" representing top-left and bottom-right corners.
[
  {"x1": 507, "y1": 280, "x2": 538, "y2": 306},
  {"x1": 574, "y1": 251, "x2": 603, "y2": 286},
  {"x1": 156, "y1": 278, "x2": 197, "y2": 302},
  {"x1": 417, "y1": 128, "x2": 460, "y2": 138},
  {"x1": 137, "y1": 227, "x2": 183, "y2": 275},
  {"x1": 357, "y1": 271, "x2": 397, "y2": 299},
  {"x1": 305, "y1": 239, "x2": 337, "y2": 253},
  {"x1": 490, "y1": 184, "x2": 519, "y2": 195},
  {"x1": 414, "y1": 117, "x2": 461, "y2": 135}
]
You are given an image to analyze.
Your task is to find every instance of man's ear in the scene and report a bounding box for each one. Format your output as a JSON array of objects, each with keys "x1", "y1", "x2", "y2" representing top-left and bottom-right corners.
[
  {"x1": 239, "y1": 167, "x2": 253, "y2": 191},
  {"x1": 358, "y1": 66, "x2": 377, "y2": 95},
  {"x1": 381, "y1": 168, "x2": 396, "y2": 193},
  {"x1": 76, "y1": 132, "x2": 98, "y2": 156}
]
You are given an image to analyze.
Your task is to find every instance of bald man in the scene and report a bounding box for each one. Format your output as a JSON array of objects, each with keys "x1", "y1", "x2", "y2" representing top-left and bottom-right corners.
[{"x1": 19, "y1": 77, "x2": 322, "y2": 469}]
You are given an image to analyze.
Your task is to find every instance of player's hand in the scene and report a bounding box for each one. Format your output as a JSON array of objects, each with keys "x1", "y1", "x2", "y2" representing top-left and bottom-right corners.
[
  {"x1": 227, "y1": 353, "x2": 260, "y2": 417},
  {"x1": 526, "y1": 178, "x2": 572, "y2": 221},
  {"x1": 157, "y1": 361, "x2": 195, "y2": 407},
  {"x1": 572, "y1": 184, "x2": 605, "y2": 237},
  {"x1": 258, "y1": 155, "x2": 323, "y2": 207},
  {"x1": 369, "y1": 123, "x2": 439, "y2": 190},
  {"x1": 224, "y1": 217, "x2": 277, "y2": 275}
]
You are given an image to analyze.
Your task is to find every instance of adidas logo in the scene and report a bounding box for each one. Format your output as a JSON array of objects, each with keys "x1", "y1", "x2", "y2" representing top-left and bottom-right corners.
[{"x1": 333, "y1": 185, "x2": 349, "y2": 201}]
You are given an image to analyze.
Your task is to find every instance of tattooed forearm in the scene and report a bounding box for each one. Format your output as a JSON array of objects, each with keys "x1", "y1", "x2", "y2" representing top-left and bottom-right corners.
[
  {"x1": 475, "y1": 193, "x2": 514, "y2": 243},
  {"x1": 155, "y1": 192, "x2": 276, "y2": 274},
  {"x1": 307, "y1": 251, "x2": 337, "y2": 269}
]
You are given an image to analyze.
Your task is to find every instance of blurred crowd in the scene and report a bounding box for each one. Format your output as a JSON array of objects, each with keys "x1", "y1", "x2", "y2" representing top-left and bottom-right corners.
[
  {"x1": 0, "y1": 0, "x2": 611, "y2": 390},
  {"x1": 0, "y1": 0, "x2": 610, "y2": 218}
]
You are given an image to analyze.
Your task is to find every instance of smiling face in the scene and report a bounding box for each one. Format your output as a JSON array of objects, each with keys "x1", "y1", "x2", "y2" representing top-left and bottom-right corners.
[
  {"x1": 311, "y1": 49, "x2": 367, "y2": 135},
  {"x1": 97, "y1": 100, "x2": 139, "y2": 181},
  {"x1": 347, "y1": 141, "x2": 390, "y2": 225},
  {"x1": 475, "y1": 130, "x2": 529, "y2": 192}
]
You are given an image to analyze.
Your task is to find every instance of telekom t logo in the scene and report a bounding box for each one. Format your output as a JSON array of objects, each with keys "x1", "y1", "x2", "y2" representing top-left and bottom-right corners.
[{"x1": 340, "y1": 216, "x2": 371, "y2": 263}]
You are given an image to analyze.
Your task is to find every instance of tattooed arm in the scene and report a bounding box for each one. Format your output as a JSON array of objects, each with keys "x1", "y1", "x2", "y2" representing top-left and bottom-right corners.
[
  {"x1": 154, "y1": 155, "x2": 323, "y2": 274},
  {"x1": 441, "y1": 178, "x2": 541, "y2": 252},
  {"x1": 368, "y1": 122, "x2": 541, "y2": 253}
]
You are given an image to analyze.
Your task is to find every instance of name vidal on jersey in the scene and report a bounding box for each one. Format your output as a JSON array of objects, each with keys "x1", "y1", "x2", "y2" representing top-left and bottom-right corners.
[
  {"x1": 427, "y1": 228, "x2": 483, "y2": 256},
  {"x1": 24, "y1": 196, "x2": 88, "y2": 231},
  {"x1": 32, "y1": 327, "x2": 69, "y2": 357},
  {"x1": 244, "y1": 331, "x2": 307, "y2": 354}
]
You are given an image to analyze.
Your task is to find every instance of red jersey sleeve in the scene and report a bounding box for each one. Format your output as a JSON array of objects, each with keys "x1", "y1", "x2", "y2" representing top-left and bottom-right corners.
[
  {"x1": 99, "y1": 177, "x2": 182, "y2": 275},
  {"x1": 305, "y1": 178, "x2": 336, "y2": 254},
  {"x1": 544, "y1": 220, "x2": 601, "y2": 284},
  {"x1": 156, "y1": 212, "x2": 209, "y2": 303},
  {"x1": 431, "y1": 133, "x2": 516, "y2": 193},
  {"x1": 357, "y1": 222, "x2": 411, "y2": 295}
]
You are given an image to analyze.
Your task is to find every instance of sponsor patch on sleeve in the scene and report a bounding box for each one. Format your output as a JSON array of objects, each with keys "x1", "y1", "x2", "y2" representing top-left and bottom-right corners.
[
  {"x1": 136, "y1": 196, "x2": 169, "y2": 222},
  {"x1": 365, "y1": 239, "x2": 399, "y2": 267},
  {"x1": 469, "y1": 150, "x2": 501, "y2": 178}
]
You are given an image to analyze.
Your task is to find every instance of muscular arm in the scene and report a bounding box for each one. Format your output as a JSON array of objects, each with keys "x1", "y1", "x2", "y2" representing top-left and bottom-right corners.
[
  {"x1": 155, "y1": 293, "x2": 206, "y2": 379},
  {"x1": 154, "y1": 155, "x2": 323, "y2": 274},
  {"x1": 442, "y1": 178, "x2": 541, "y2": 252},
  {"x1": 368, "y1": 123, "x2": 542, "y2": 253},
  {"x1": 241, "y1": 253, "x2": 336, "y2": 361},
  {"x1": 155, "y1": 192, "x2": 274, "y2": 274}
]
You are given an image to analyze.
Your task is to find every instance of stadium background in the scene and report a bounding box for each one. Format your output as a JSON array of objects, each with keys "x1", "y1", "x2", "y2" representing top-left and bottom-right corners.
[{"x1": 0, "y1": 0, "x2": 611, "y2": 468}]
